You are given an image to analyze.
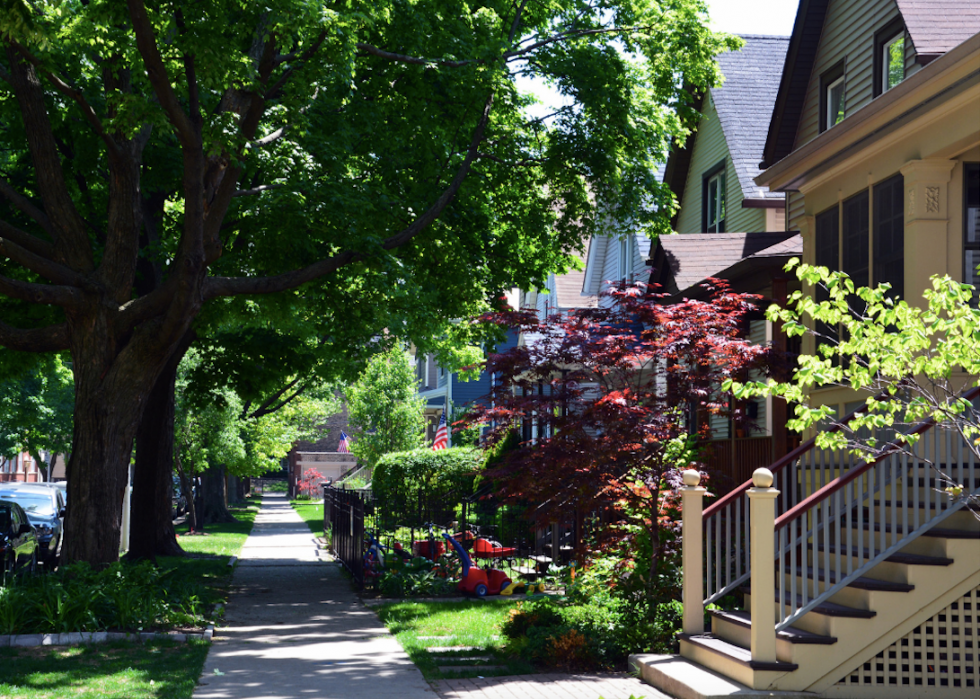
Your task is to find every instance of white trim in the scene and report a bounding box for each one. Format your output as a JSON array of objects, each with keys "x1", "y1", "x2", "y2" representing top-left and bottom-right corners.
[{"x1": 582, "y1": 235, "x2": 602, "y2": 295}]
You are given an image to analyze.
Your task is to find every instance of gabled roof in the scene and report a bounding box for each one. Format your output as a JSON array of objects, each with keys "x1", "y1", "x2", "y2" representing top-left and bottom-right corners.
[
  {"x1": 581, "y1": 232, "x2": 654, "y2": 296},
  {"x1": 664, "y1": 35, "x2": 789, "y2": 217},
  {"x1": 713, "y1": 35, "x2": 791, "y2": 201},
  {"x1": 648, "y1": 232, "x2": 799, "y2": 296},
  {"x1": 761, "y1": 0, "x2": 980, "y2": 169}
]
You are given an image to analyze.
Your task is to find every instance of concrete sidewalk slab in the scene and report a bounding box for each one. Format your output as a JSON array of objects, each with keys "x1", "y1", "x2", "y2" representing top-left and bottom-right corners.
[{"x1": 193, "y1": 494, "x2": 434, "y2": 699}]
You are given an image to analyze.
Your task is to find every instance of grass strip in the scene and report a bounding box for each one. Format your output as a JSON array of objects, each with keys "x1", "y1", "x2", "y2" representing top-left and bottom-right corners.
[
  {"x1": 0, "y1": 639, "x2": 209, "y2": 699},
  {"x1": 376, "y1": 598, "x2": 535, "y2": 680},
  {"x1": 289, "y1": 499, "x2": 324, "y2": 537},
  {"x1": 172, "y1": 499, "x2": 261, "y2": 559}
]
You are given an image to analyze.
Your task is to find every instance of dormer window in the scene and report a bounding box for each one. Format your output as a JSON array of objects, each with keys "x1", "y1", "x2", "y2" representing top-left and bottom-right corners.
[
  {"x1": 874, "y1": 19, "x2": 907, "y2": 97},
  {"x1": 702, "y1": 162, "x2": 726, "y2": 232},
  {"x1": 820, "y1": 61, "x2": 846, "y2": 132}
]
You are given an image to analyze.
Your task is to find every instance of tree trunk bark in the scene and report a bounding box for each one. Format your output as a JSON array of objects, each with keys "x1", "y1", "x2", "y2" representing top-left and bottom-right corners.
[
  {"x1": 201, "y1": 465, "x2": 236, "y2": 524},
  {"x1": 128, "y1": 332, "x2": 194, "y2": 560}
]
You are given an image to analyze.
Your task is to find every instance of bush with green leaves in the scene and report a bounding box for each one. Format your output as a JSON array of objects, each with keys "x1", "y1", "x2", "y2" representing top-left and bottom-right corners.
[
  {"x1": 0, "y1": 561, "x2": 217, "y2": 634},
  {"x1": 502, "y1": 592, "x2": 682, "y2": 670},
  {"x1": 377, "y1": 567, "x2": 456, "y2": 598},
  {"x1": 372, "y1": 447, "x2": 482, "y2": 528}
]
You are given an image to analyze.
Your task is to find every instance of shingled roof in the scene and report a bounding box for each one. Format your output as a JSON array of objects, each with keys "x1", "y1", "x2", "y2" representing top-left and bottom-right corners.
[
  {"x1": 713, "y1": 35, "x2": 791, "y2": 201},
  {"x1": 896, "y1": 0, "x2": 980, "y2": 57},
  {"x1": 648, "y1": 232, "x2": 799, "y2": 296},
  {"x1": 761, "y1": 0, "x2": 980, "y2": 168}
]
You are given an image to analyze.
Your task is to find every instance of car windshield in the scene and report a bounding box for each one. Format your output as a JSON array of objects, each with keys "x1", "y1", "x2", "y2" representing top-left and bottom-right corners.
[{"x1": 0, "y1": 492, "x2": 54, "y2": 516}]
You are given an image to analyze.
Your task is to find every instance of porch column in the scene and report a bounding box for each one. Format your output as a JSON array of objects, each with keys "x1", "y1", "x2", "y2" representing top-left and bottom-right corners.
[
  {"x1": 681, "y1": 469, "x2": 707, "y2": 634},
  {"x1": 748, "y1": 467, "x2": 780, "y2": 664},
  {"x1": 901, "y1": 159, "x2": 955, "y2": 308},
  {"x1": 770, "y1": 277, "x2": 789, "y2": 461}
]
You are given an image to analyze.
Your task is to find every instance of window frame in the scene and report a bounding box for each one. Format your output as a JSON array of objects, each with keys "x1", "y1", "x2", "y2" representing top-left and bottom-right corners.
[
  {"x1": 873, "y1": 18, "x2": 907, "y2": 98},
  {"x1": 819, "y1": 60, "x2": 846, "y2": 133},
  {"x1": 965, "y1": 162, "x2": 980, "y2": 299},
  {"x1": 701, "y1": 160, "x2": 727, "y2": 233},
  {"x1": 873, "y1": 173, "x2": 905, "y2": 299},
  {"x1": 618, "y1": 237, "x2": 631, "y2": 281}
]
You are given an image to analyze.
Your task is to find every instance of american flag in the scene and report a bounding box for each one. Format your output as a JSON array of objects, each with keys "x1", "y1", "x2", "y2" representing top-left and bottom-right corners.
[
  {"x1": 337, "y1": 431, "x2": 352, "y2": 454},
  {"x1": 432, "y1": 412, "x2": 448, "y2": 450}
]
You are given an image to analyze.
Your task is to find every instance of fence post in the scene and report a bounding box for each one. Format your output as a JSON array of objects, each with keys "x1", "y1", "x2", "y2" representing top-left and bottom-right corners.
[
  {"x1": 747, "y1": 467, "x2": 780, "y2": 664},
  {"x1": 681, "y1": 469, "x2": 707, "y2": 635}
]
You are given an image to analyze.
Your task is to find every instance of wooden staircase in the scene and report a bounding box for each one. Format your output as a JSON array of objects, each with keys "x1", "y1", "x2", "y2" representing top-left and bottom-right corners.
[{"x1": 636, "y1": 389, "x2": 980, "y2": 698}]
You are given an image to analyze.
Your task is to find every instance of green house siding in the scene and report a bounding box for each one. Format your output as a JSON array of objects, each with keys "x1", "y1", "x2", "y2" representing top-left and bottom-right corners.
[
  {"x1": 675, "y1": 95, "x2": 767, "y2": 234},
  {"x1": 796, "y1": 0, "x2": 921, "y2": 149}
]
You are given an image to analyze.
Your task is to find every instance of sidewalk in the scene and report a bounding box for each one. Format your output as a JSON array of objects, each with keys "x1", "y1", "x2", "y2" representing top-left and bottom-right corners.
[
  {"x1": 193, "y1": 494, "x2": 435, "y2": 699},
  {"x1": 194, "y1": 494, "x2": 663, "y2": 699}
]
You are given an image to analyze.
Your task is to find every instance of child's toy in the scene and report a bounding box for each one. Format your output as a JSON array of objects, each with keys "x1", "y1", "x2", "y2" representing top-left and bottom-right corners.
[
  {"x1": 472, "y1": 536, "x2": 517, "y2": 560},
  {"x1": 363, "y1": 533, "x2": 386, "y2": 582},
  {"x1": 499, "y1": 580, "x2": 546, "y2": 595},
  {"x1": 442, "y1": 531, "x2": 511, "y2": 597}
]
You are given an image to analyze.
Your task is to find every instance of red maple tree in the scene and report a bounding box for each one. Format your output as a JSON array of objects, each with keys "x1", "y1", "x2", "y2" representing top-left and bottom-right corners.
[{"x1": 468, "y1": 279, "x2": 771, "y2": 577}]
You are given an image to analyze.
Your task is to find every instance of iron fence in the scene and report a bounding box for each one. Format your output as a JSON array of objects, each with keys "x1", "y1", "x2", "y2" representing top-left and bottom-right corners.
[{"x1": 324, "y1": 485, "x2": 373, "y2": 587}]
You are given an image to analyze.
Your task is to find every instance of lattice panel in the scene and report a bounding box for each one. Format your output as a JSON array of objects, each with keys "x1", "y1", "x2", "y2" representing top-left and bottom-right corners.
[{"x1": 837, "y1": 586, "x2": 979, "y2": 689}]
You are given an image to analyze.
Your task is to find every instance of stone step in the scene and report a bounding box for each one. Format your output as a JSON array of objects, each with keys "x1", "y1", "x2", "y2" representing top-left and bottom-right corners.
[{"x1": 437, "y1": 665, "x2": 507, "y2": 674}]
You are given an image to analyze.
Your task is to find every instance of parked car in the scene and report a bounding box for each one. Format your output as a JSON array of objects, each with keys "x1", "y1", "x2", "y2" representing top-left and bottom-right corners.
[
  {"x1": 0, "y1": 484, "x2": 65, "y2": 569},
  {"x1": 0, "y1": 500, "x2": 38, "y2": 584}
]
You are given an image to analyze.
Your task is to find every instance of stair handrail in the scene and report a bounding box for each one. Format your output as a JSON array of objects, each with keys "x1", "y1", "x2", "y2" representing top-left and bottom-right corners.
[
  {"x1": 703, "y1": 392, "x2": 892, "y2": 519},
  {"x1": 770, "y1": 384, "x2": 979, "y2": 631},
  {"x1": 773, "y1": 384, "x2": 980, "y2": 532}
]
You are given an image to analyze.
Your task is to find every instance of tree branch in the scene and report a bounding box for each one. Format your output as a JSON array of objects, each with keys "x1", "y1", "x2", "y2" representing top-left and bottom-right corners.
[
  {"x1": 126, "y1": 0, "x2": 196, "y2": 146},
  {"x1": 247, "y1": 376, "x2": 304, "y2": 419},
  {"x1": 203, "y1": 90, "x2": 496, "y2": 299},
  {"x1": 0, "y1": 228, "x2": 87, "y2": 286},
  {"x1": 355, "y1": 43, "x2": 482, "y2": 68},
  {"x1": 0, "y1": 273, "x2": 81, "y2": 307},
  {"x1": 232, "y1": 184, "x2": 284, "y2": 198},
  {"x1": 0, "y1": 211, "x2": 54, "y2": 258},
  {"x1": 8, "y1": 39, "x2": 121, "y2": 162},
  {"x1": 0, "y1": 320, "x2": 69, "y2": 351}
]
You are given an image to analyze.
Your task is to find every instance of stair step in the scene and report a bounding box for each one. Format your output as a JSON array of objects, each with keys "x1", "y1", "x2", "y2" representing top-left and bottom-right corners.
[
  {"x1": 740, "y1": 585, "x2": 876, "y2": 618},
  {"x1": 678, "y1": 633, "x2": 799, "y2": 671},
  {"x1": 709, "y1": 610, "x2": 837, "y2": 644},
  {"x1": 859, "y1": 521, "x2": 980, "y2": 539},
  {"x1": 812, "y1": 543, "x2": 954, "y2": 566},
  {"x1": 795, "y1": 566, "x2": 915, "y2": 592}
]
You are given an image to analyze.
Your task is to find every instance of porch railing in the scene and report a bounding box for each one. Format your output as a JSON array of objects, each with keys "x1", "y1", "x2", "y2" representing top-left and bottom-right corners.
[{"x1": 701, "y1": 386, "x2": 980, "y2": 609}]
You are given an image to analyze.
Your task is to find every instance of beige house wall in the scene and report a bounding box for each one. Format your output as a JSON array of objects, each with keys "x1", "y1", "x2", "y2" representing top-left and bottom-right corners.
[{"x1": 761, "y1": 35, "x2": 980, "y2": 419}]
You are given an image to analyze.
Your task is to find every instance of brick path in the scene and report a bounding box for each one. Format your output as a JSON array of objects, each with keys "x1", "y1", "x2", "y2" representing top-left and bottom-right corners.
[{"x1": 431, "y1": 672, "x2": 665, "y2": 699}]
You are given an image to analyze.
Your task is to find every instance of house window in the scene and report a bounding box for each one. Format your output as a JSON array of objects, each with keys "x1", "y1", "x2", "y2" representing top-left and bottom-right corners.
[
  {"x1": 814, "y1": 207, "x2": 840, "y2": 346},
  {"x1": 702, "y1": 162, "x2": 726, "y2": 232},
  {"x1": 842, "y1": 190, "x2": 869, "y2": 288},
  {"x1": 874, "y1": 19, "x2": 907, "y2": 97},
  {"x1": 874, "y1": 174, "x2": 905, "y2": 299},
  {"x1": 820, "y1": 61, "x2": 846, "y2": 132},
  {"x1": 966, "y1": 163, "x2": 980, "y2": 296},
  {"x1": 618, "y1": 237, "x2": 631, "y2": 281}
]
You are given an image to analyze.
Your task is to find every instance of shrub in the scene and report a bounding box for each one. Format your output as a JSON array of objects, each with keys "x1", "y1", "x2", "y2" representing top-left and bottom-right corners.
[
  {"x1": 297, "y1": 468, "x2": 325, "y2": 499},
  {"x1": 372, "y1": 447, "x2": 481, "y2": 527},
  {"x1": 0, "y1": 561, "x2": 217, "y2": 634}
]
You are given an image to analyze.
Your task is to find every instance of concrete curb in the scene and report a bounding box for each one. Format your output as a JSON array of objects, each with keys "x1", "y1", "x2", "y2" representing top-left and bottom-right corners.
[{"x1": 0, "y1": 628, "x2": 212, "y2": 649}]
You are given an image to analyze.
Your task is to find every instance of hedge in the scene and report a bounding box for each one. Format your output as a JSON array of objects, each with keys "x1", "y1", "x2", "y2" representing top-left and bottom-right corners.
[{"x1": 372, "y1": 447, "x2": 481, "y2": 528}]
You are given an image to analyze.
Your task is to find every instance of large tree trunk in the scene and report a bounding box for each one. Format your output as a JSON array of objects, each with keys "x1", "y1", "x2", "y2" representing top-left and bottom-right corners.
[
  {"x1": 201, "y1": 465, "x2": 237, "y2": 524},
  {"x1": 128, "y1": 332, "x2": 194, "y2": 560}
]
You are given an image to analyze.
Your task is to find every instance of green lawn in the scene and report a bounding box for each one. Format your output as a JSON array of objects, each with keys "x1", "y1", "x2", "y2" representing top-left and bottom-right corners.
[
  {"x1": 376, "y1": 599, "x2": 535, "y2": 680},
  {"x1": 172, "y1": 500, "x2": 261, "y2": 559},
  {"x1": 0, "y1": 639, "x2": 210, "y2": 699},
  {"x1": 289, "y1": 499, "x2": 324, "y2": 537}
]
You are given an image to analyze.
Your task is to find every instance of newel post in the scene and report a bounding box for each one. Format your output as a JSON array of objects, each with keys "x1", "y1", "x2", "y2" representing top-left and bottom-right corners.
[
  {"x1": 747, "y1": 467, "x2": 780, "y2": 663},
  {"x1": 681, "y1": 469, "x2": 707, "y2": 635}
]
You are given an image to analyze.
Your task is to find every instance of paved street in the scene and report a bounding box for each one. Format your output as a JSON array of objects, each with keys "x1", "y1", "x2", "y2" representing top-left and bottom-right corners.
[{"x1": 194, "y1": 494, "x2": 662, "y2": 699}]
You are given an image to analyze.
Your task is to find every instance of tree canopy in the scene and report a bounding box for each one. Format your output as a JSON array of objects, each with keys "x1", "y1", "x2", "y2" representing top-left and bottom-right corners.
[
  {"x1": 0, "y1": 0, "x2": 737, "y2": 564},
  {"x1": 345, "y1": 347, "x2": 425, "y2": 470}
]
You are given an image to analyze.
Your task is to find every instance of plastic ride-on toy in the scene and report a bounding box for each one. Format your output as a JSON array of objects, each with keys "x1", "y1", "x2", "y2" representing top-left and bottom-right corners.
[{"x1": 442, "y1": 531, "x2": 513, "y2": 597}]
